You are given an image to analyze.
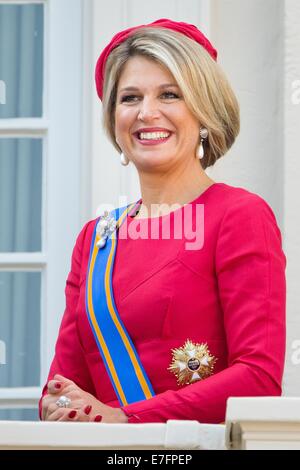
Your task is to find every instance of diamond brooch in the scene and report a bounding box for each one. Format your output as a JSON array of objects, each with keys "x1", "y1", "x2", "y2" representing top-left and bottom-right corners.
[{"x1": 96, "y1": 211, "x2": 117, "y2": 249}]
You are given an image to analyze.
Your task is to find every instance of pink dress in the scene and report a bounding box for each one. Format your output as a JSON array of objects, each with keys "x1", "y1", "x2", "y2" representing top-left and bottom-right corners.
[{"x1": 42, "y1": 182, "x2": 286, "y2": 423}]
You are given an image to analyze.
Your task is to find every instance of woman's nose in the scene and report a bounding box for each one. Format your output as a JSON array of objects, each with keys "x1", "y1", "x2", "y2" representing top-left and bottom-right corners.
[{"x1": 137, "y1": 98, "x2": 161, "y2": 121}]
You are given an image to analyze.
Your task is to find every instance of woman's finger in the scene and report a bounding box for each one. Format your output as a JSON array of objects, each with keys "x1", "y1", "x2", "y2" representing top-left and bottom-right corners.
[
  {"x1": 47, "y1": 407, "x2": 67, "y2": 422},
  {"x1": 47, "y1": 374, "x2": 76, "y2": 395},
  {"x1": 51, "y1": 408, "x2": 87, "y2": 422},
  {"x1": 44, "y1": 402, "x2": 60, "y2": 421},
  {"x1": 59, "y1": 384, "x2": 79, "y2": 396},
  {"x1": 44, "y1": 398, "x2": 85, "y2": 421},
  {"x1": 53, "y1": 374, "x2": 75, "y2": 386},
  {"x1": 41, "y1": 395, "x2": 58, "y2": 420},
  {"x1": 47, "y1": 379, "x2": 64, "y2": 394},
  {"x1": 58, "y1": 409, "x2": 79, "y2": 421},
  {"x1": 63, "y1": 408, "x2": 89, "y2": 422}
]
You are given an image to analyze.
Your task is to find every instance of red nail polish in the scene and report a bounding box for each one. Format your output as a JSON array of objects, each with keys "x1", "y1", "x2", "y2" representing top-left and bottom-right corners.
[
  {"x1": 68, "y1": 410, "x2": 77, "y2": 419},
  {"x1": 54, "y1": 383, "x2": 61, "y2": 389},
  {"x1": 94, "y1": 415, "x2": 102, "y2": 422},
  {"x1": 84, "y1": 405, "x2": 92, "y2": 415}
]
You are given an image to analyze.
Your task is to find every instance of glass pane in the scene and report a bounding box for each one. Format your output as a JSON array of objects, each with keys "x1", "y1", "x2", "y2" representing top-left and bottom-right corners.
[
  {"x1": 0, "y1": 138, "x2": 42, "y2": 252},
  {"x1": 0, "y1": 408, "x2": 38, "y2": 421},
  {"x1": 0, "y1": 3, "x2": 44, "y2": 118},
  {"x1": 0, "y1": 271, "x2": 41, "y2": 387}
]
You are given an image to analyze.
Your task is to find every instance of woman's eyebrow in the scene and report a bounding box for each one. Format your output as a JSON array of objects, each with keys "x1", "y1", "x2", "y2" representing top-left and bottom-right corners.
[{"x1": 119, "y1": 83, "x2": 179, "y2": 92}]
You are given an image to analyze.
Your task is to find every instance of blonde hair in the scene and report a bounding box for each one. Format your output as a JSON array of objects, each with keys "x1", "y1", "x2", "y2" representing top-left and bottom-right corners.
[{"x1": 102, "y1": 27, "x2": 240, "y2": 169}]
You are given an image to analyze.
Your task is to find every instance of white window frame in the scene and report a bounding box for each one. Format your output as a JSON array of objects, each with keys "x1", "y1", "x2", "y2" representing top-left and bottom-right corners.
[{"x1": 0, "y1": 0, "x2": 84, "y2": 412}]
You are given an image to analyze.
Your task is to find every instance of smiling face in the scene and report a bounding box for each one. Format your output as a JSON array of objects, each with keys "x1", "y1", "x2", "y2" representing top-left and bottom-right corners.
[{"x1": 115, "y1": 56, "x2": 201, "y2": 172}]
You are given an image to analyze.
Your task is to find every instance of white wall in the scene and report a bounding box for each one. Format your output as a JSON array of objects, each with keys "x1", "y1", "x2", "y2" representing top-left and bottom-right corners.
[
  {"x1": 209, "y1": 0, "x2": 300, "y2": 396},
  {"x1": 87, "y1": 0, "x2": 300, "y2": 396},
  {"x1": 282, "y1": 0, "x2": 300, "y2": 397},
  {"x1": 209, "y1": 0, "x2": 284, "y2": 224}
]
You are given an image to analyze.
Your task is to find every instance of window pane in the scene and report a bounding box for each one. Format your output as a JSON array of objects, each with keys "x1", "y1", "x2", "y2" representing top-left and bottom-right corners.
[
  {"x1": 0, "y1": 408, "x2": 38, "y2": 421},
  {"x1": 0, "y1": 3, "x2": 44, "y2": 118},
  {"x1": 0, "y1": 138, "x2": 42, "y2": 252},
  {"x1": 0, "y1": 271, "x2": 41, "y2": 387}
]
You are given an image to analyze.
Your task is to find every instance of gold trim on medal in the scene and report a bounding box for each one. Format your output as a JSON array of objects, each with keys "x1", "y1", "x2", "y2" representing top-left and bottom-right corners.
[{"x1": 168, "y1": 339, "x2": 217, "y2": 385}]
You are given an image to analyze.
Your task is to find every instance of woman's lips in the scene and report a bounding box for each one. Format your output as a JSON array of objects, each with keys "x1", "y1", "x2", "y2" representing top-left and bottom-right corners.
[{"x1": 133, "y1": 133, "x2": 173, "y2": 146}]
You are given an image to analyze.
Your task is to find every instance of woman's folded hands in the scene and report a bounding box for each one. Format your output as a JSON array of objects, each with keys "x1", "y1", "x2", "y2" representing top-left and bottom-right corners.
[{"x1": 41, "y1": 374, "x2": 128, "y2": 423}]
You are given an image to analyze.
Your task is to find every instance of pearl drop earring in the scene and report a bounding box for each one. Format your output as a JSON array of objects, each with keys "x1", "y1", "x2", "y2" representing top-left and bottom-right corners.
[
  {"x1": 120, "y1": 152, "x2": 129, "y2": 166},
  {"x1": 197, "y1": 128, "x2": 208, "y2": 159},
  {"x1": 116, "y1": 137, "x2": 130, "y2": 166}
]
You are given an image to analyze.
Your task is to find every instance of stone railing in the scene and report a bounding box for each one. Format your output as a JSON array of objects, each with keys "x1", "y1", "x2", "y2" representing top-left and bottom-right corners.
[
  {"x1": 0, "y1": 397, "x2": 300, "y2": 450},
  {"x1": 225, "y1": 397, "x2": 300, "y2": 450},
  {"x1": 0, "y1": 420, "x2": 225, "y2": 450}
]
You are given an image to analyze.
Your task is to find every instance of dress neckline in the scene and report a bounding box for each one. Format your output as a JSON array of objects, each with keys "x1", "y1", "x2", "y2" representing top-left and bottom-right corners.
[{"x1": 128, "y1": 182, "x2": 223, "y2": 221}]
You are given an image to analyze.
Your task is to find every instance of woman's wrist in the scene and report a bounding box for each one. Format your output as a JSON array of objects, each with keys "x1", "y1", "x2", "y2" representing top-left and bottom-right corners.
[
  {"x1": 120, "y1": 408, "x2": 141, "y2": 423},
  {"x1": 114, "y1": 408, "x2": 129, "y2": 423},
  {"x1": 88, "y1": 402, "x2": 129, "y2": 423}
]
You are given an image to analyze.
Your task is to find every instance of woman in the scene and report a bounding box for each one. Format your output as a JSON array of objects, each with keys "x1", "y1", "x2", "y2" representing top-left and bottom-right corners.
[{"x1": 40, "y1": 19, "x2": 286, "y2": 424}]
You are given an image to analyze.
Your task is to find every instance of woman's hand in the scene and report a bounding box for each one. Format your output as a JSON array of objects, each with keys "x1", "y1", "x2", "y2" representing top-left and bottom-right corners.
[{"x1": 42, "y1": 374, "x2": 128, "y2": 423}]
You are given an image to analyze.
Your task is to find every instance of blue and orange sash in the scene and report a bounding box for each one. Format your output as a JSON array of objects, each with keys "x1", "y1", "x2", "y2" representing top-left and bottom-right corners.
[{"x1": 85, "y1": 203, "x2": 155, "y2": 406}]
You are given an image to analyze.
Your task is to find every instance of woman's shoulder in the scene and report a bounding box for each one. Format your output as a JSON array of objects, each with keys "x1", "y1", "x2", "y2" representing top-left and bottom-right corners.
[
  {"x1": 77, "y1": 217, "x2": 98, "y2": 244},
  {"x1": 211, "y1": 183, "x2": 281, "y2": 241},
  {"x1": 213, "y1": 183, "x2": 286, "y2": 270},
  {"x1": 70, "y1": 217, "x2": 99, "y2": 264},
  {"x1": 214, "y1": 181, "x2": 269, "y2": 203},
  {"x1": 212, "y1": 182, "x2": 277, "y2": 218}
]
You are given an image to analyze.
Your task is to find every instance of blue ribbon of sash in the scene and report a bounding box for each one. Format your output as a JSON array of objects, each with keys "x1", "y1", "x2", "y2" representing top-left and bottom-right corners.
[{"x1": 85, "y1": 203, "x2": 155, "y2": 406}]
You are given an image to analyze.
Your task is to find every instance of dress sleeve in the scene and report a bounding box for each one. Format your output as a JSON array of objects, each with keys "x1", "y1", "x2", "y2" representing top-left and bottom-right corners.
[
  {"x1": 121, "y1": 195, "x2": 287, "y2": 423},
  {"x1": 39, "y1": 221, "x2": 96, "y2": 417}
]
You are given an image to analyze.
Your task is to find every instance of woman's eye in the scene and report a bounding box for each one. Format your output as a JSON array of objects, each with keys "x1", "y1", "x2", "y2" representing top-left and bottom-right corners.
[
  {"x1": 120, "y1": 92, "x2": 179, "y2": 103},
  {"x1": 120, "y1": 95, "x2": 137, "y2": 103},
  {"x1": 161, "y1": 92, "x2": 179, "y2": 99}
]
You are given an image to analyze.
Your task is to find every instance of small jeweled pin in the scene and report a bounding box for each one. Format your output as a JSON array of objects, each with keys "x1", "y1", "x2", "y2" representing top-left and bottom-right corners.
[{"x1": 96, "y1": 211, "x2": 117, "y2": 249}]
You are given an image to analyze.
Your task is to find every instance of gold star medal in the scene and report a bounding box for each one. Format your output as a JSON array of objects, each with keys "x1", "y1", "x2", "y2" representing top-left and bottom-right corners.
[{"x1": 168, "y1": 339, "x2": 217, "y2": 385}]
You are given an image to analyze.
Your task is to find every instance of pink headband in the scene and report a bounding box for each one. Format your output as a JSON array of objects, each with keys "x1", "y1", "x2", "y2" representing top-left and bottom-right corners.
[{"x1": 95, "y1": 18, "x2": 217, "y2": 101}]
